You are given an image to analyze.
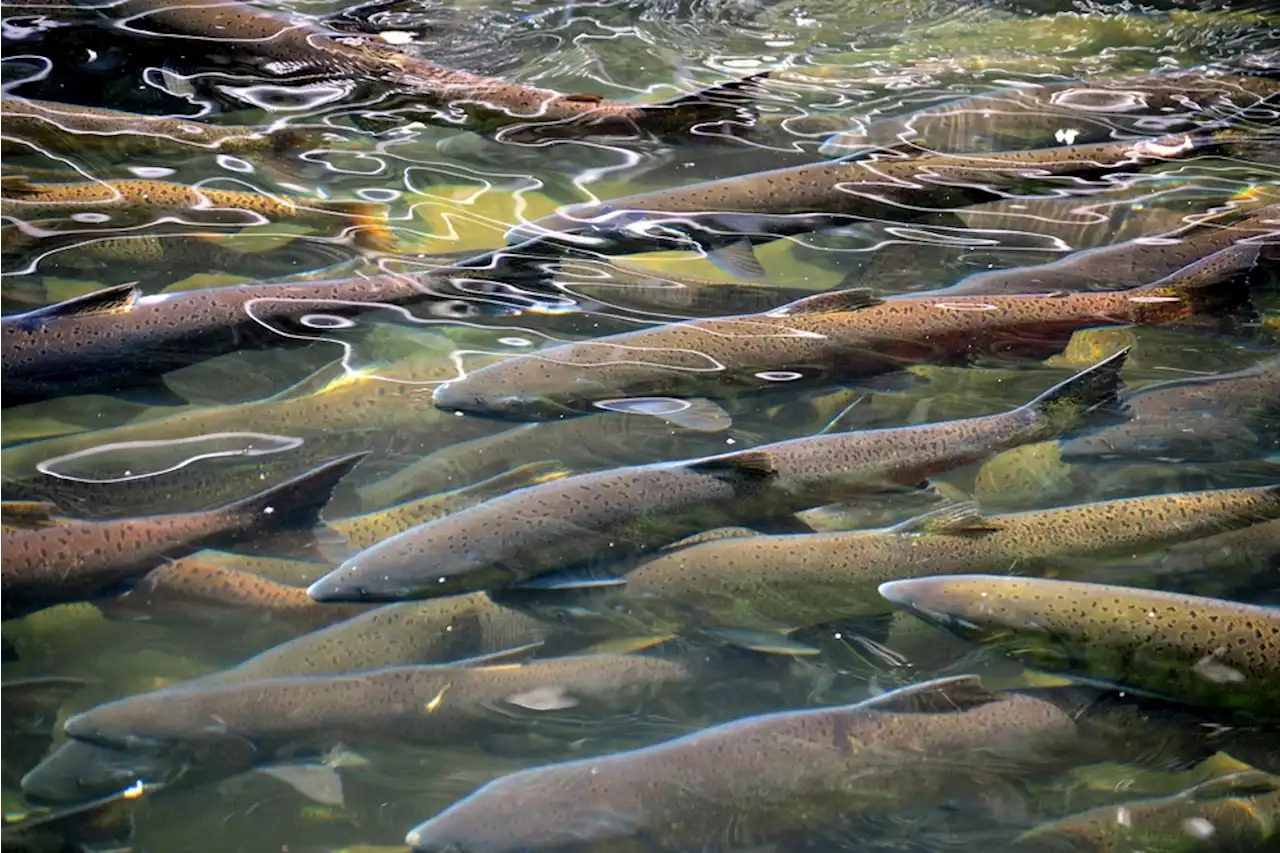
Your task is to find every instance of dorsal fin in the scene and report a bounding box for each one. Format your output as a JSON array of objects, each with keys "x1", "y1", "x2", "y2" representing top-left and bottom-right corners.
[
  {"x1": 769, "y1": 288, "x2": 883, "y2": 317},
  {"x1": 268, "y1": 358, "x2": 389, "y2": 402},
  {"x1": 685, "y1": 450, "x2": 776, "y2": 478},
  {"x1": 1183, "y1": 771, "x2": 1280, "y2": 802},
  {"x1": 1, "y1": 500, "x2": 63, "y2": 529},
  {"x1": 25, "y1": 282, "x2": 141, "y2": 320},
  {"x1": 888, "y1": 502, "x2": 1002, "y2": 536},
  {"x1": 451, "y1": 641, "x2": 545, "y2": 669},
  {"x1": 859, "y1": 675, "x2": 1000, "y2": 713}
]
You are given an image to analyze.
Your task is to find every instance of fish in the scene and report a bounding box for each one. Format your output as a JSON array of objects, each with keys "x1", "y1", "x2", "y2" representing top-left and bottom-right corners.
[
  {"x1": 939, "y1": 202, "x2": 1278, "y2": 295},
  {"x1": 817, "y1": 71, "x2": 1280, "y2": 157},
  {"x1": 354, "y1": 410, "x2": 735, "y2": 510},
  {"x1": 505, "y1": 484, "x2": 1280, "y2": 639},
  {"x1": 1059, "y1": 356, "x2": 1280, "y2": 463},
  {"x1": 430, "y1": 248, "x2": 1246, "y2": 421},
  {"x1": 0, "y1": 175, "x2": 393, "y2": 252},
  {"x1": 0, "y1": 453, "x2": 364, "y2": 620},
  {"x1": 0, "y1": 96, "x2": 313, "y2": 158},
  {"x1": 20, "y1": 592, "x2": 552, "y2": 804},
  {"x1": 402, "y1": 675, "x2": 1083, "y2": 853},
  {"x1": 0, "y1": 265, "x2": 518, "y2": 407},
  {"x1": 505, "y1": 131, "x2": 1244, "y2": 275},
  {"x1": 2, "y1": 676, "x2": 89, "y2": 787},
  {"x1": 878, "y1": 576, "x2": 1280, "y2": 719},
  {"x1": 84, "y1": 0, "x2": 770, "y2": 137},
  {"x1": 309, "y1": 349, "x2": 1128, "y2": 602},
  {"x1": 1154, "y1": 517, "x2": 1280, "y2": 579},
  {"x1": 1014, "y1": 769, "x2": 1280, "y2": 852},
  {"x1": 62, "y1": 654, "x2": 692, "y2": 774},
  {"x1": 0, "y1": 782, "x2": 160, "y2": 852}
]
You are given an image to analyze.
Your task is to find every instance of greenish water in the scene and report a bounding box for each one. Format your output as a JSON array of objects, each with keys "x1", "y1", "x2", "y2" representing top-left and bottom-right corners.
[{"x1": 1, "y1": 0, "x2": 1279, "y2": 851}]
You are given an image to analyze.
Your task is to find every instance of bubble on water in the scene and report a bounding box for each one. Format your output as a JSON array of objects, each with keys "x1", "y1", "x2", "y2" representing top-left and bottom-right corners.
[
  {"x1": 756, "y1": 371, "x2": 803, "y2": 382},
  {"x1": 217, "y1": 154, "x2": 255, "y2": 173},
  {"x1": 301, "y1": 314, "x2": 357, "y2": 329},
  {"x1": 70, "y1": 212, "x2": 112, "y2": 224},
  {"x1": 498, "y1": 337, "x2": 532, "y2": 347},
  {"x1": 129, "y1": 166, "x2": 175, "y2": 179},
  {"x1": 357, "y1": 187, "x2": 401, "y2": 203},
  {"x1": 219, "y1": 81, "x2": 353, "y2": 112}
]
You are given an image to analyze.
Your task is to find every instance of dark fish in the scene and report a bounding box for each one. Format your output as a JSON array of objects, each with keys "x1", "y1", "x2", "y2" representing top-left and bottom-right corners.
[
  {"x1": 2, "y1": 676, "x2": 89, "y2": 787},
  {"x1": 403, "y1": 675, "x2": 1081, "y2": 853},
  {"x1": 0, "y1": 265, "x2": 514, "y2": 407},
  {"x1": 0, "y1": 96, "x2": 311, "y2": 157},
  {"x1": 879, "y1": 575, "x2": 1280, "y2": 719},
  {"x1": 20, "y1": 739, "x2": 178, "y2": 806},
  {"x1": 1060, "y1": 356, "x2": 1280, "y2": 463},
  {"x1": 940, "y1": 202, "x2": 1278, "y2": 295},
  {"x1": 513, "y1": 484, "x2": 1280, "y2": 639},
  {"x1": 0, "y1": 782, "x2": 159, "y2": 853},
  {"x1": 309, "y1": 350, "x2": 1127, "y2": 602},
  {"x1": 431, "y1": 251, "x2": 1243, "y2": 421},
  {"x1": 0, "y1": 453, "x2": 363, "y2": 619},
  {"x1": 506, "y1": 131, "x2": 1239, "y2": 275},
  {"x1": 64, "y1": 654, "x2": 691, "y2": 762},
  {"x1": 86, "y1": 0, "x2": 770, "y2": 137}
]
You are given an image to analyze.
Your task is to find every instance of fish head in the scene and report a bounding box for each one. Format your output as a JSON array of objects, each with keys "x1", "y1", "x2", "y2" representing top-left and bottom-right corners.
[
  {"x1": 62, "y1": 686, "x2": 254, "y2": 760},
  {"x1": 878, "y1": 576, "x2": 1013, "y2": 641},
  {"x1": 308, "y1": 540, "x2": 522, "y2": 603},
  {"x1": 21, "y1": 740, "x2": 182, "y2": 805},
  {"x1": 405, "y1": 765, "x2": 645, "y2": 853},
  {"x1": 506, "y1": 203, "x2": 705, "y2": 257}
]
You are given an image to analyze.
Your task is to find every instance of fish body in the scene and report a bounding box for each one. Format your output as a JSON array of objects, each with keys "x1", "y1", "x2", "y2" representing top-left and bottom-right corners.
[
  {"x1": 818, "y1": 72, "x2": 1280, "y2": 157},
  {"x1": 1060, "y1": 356, "x2": 1280, "y2": 463},
  {"x1": 0, "y1": 267, "x2": 510, "y2": 407},
  {"x1": 879, "y1": 576, "x2": 1280, "y2": 719},
  {"x1": 1015, "y1": 770, "x2": 1280, "y2": 853},
  {"x1": 431, "y1": 255, "x2": 1240, "y2": 421},
  {"x1": 403, "y1": 675, "x2": 1080, "y2": 853},
  {"x1": 311, "y1": 350, "x2": 1128, "y2": 602},
  {"x1": 0, "y1": 454, "x2": 362, "y2": 619},
  {"x1": 90, "y1": 0, "x2": 767, "y2": 135},
  {"x1": 527, "y1": 484, "x2": 1280, "y2": 635},
  {"x1": 0, "y1": 97, "x2": 306, "y2": 157},
  {"x1": 940, "y1": 203, "x2": 1278, "y2": 295},
  {"x1": 507, "y1": 132, "x2": 1234, "y2": 258},
  {"x1": 64, "y1": 654, "x2": 691, "y2": 760}
]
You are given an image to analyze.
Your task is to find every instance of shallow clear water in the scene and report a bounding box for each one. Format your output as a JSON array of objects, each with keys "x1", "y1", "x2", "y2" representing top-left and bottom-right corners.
[{"x1": 2, "y1": 0, "x2": 1279, "y2": 851}]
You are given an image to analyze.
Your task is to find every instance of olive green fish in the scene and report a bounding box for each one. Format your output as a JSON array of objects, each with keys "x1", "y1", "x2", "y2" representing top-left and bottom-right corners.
[
  {"x1": 0, "y1": 175, "x2": 392, "y2": 252},
  {"x1": 879, "y1": 576, "x2": 1280, "y2": 719},
  {"x1": 63, "y1": 654, "x2": 692, "y2": 769},
  {"x1": 431, "y1": 248, "x2": 1243, "y2": 421},
  {"x1": 941, "y1": 202, "x2": 1277, "y2": 295},
  {"x1": 0, "y1": 96, "x2": 310, "y2": 158},
  {"x1": 1015, "y1": 770, "x2": 1280, "y2": 853},
  {"x1": 0, "y1": 453, "x2": 363, "y2": 620},
  {"x1": 403, "y1": 675, "x2": 1081, "y2": 853},
  {"x1": 507, "y1": 131, "x2": 1241, "y2": 275},
  {"x1": 509, "y1": 484, "x2": 1280, "y2": 639},
  {"x1": 1060, "y1": 356, "x2": 1280, "y2": 463},
  {"x1": 87, "y1": 0, "x2": 769, "y2": 137},
  {"x1": 310, "y1": 350, "x2": 1127, "y2": 602}
]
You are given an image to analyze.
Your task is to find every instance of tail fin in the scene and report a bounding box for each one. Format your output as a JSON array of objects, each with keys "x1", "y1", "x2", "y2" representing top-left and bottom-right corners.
[
  {"x1": 645, "y1": 71, "x2": 773, "y2": 129},
  {"x1": 1131, "y1": 245, "x2": 1259, "y2": 325},
  {"x1": 1023, "y1": 348, "x2": 1129, "y2": 436},
  {"x1": 221, "y1": 452, "x2": 367, "y2": 538},
  {"x1": 310, "y1": 199, "x2": 394, "y2": 252}
]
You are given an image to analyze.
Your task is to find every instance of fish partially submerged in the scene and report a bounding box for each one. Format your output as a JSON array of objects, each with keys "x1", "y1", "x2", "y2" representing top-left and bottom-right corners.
[
  {"x1": 0, "y1": 453, "x2": 363, "y2": 619},
  {"x1": 0, "y1": 176, "x2": 393, "y2": 252},
  {"x1": 403, "y1": 675, "x2": 1083, "y2": 853},
  {"x1": 0, "y1": 264, "x2": 516, "y2": 407},
  {"x1": 506, "y1": 131, "x2": 1242, "y2": 276},
  {"x1": 879, "y1": 576, "x2": 1280, "y2": 720},
  {"x1": 503, "y1": 484, "x2": 1280, "y2": 641},
  {"x1": 87, "y1": 0, "x2": 770, "y2": 137},
  {"x1": 63, "y1": 654, "x2": 691, "y2": 773},
  {"x1": 310, "y1": 350, "x2": 1128, "y2": 602},
  {"x1": 431, "y1": 253, "x2": 1245, "y2": 422},
  {"x1": 0, "y1": 96, "x2": 312, "y2": 158},
  {"x1": 1060, "y1": 356, "x2": 1280, "y2": 463}
]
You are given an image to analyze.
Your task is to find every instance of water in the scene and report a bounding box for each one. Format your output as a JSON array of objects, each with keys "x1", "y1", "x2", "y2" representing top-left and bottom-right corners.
[{"x1": 2, "y1": 0, "x2": 1279, "y2": 850}]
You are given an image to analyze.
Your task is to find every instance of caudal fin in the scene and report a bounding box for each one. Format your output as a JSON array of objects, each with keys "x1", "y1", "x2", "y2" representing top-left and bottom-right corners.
[
  {"x1": 644, "y1": 71, "x2": 773, "y2": 129},
  {"x1": 1132, "y1": 243, "x2": 1261, "y2": 325},
  {"x1": 311, "y1": 199, "x2": 395, "y2": 252},
  {"x1": 221, "y1": 453, "x2": 368, "y2": 540},
  {"x1": 1024, "y1": 348, "x2": 1129, "y2": 436}
]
